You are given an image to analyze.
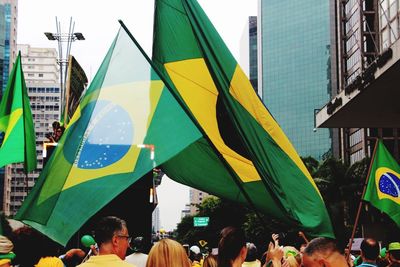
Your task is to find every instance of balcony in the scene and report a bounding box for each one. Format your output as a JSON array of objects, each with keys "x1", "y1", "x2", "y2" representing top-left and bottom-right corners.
[{"x1": 316, "y1": 38, "x2": 400, "y2": 128}]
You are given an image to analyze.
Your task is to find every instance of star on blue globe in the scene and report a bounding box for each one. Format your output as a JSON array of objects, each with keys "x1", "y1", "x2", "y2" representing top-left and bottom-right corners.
[
  {"x1": 378, "y1": 172, "x2": 400, "y2": 198},
  {"x1": 77, "y1": 100, "x2": 134, "y2": 169}
]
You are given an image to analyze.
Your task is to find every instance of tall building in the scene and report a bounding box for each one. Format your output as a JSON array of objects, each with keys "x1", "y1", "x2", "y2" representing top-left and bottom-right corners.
[
  {"x1": 2, "y1": 45, "x2": 61, "y2": 215},
  {"x1": 181, "y1": 203, "x2": 191, "y2": 218},
  {"x1": 240, "y1": 16, "x2": 259, "y2": 95},
  {"x1": 0, "y1": 0, "x2": 17, "y2": 95},
  {"x1": 189, "y1": 188, "x2": 210, "y2": 215},
  {"x1": 0, "y1": 0, "x2": 17, "y2": 211},
  {"x1": 316, "y1": 0, "x2": 400, "y2": 164},
  {"x1": 259, "y1": 0, "x2": 333, "y2": 159},
  {"x1": 152, "y1": 206, "x2": 161, "y2": 233}
]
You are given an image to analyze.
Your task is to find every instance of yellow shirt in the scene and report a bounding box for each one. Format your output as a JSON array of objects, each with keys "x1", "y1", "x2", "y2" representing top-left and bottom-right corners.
[{"x1": 77, "y1": 254, "x2": 136, "y2": 267}]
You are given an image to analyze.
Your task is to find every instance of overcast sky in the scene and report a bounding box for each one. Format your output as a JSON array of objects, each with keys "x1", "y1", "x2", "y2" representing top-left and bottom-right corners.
[{"x1": 18, "y1": 0, "x2": 257, "y2": 230}]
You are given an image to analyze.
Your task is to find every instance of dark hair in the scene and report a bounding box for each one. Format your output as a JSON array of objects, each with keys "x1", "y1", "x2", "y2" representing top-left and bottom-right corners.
[
  {"x1": 10, "y1": 226, "x2": 62, "y2": 267},
  {"x1": 245, "y1": 243, "x2": 258, "y2": 262},
  {"x1": 304, "y1": 237, "x2": 341, "y2": 257},
  {"x1": 94, "y1": 216, "x2": 127, "y2": 245},
  {"x1": 390, "y1": 250, "x2": 400, "y2": 261},
  {"x1": 218, "y1": 226, "x2": 246, "y2": 267},
  {"x1": 132, "y1": 236, "x2": 144, "y2": 253},
  {"x1": 361, "y1": 238, "x2": 379, "y2": 261},
  {"x1": 52, "y1": 121, "x2": 60, "y2": 129}
]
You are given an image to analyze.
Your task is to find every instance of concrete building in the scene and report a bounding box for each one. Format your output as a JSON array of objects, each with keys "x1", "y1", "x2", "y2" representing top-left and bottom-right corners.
[
  {"x1": 316, "y1": 0, "x2": 400, "y2": 164},
  {"x1": 2, "y1": 45, "x2": 61, "y2": 215},
  {"x1": 152, "y1": 206, "x2": 161, "y2": 233},
  {"x1": 259, "y1": 0, "x2": 334, "y2": 159},
  {"x1": 189, "y1": 188, "x2": 210, "y2": 215},
  {"x1": 181, "y1": 203, "x2": 191, "y2": 218}
]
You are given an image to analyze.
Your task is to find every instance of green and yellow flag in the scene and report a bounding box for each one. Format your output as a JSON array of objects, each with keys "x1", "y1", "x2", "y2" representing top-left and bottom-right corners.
[
  {"x1": 0, "y1": 52, "x2": 36, "y2": 171},
  {"x1": 363, "y1": 140, "x2": 400, "y2": 227},
  {"x1": 16, "y1": 27, "x2": 203, "y2": 245},
  {"x1": 152, "y1": 0, "x2": 333, "y2": 237}
]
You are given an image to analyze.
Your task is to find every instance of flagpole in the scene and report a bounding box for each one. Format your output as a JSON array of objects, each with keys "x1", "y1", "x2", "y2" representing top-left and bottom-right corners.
[{"x1": 347, "y1": 138, "x2": 379, "y2": 258}]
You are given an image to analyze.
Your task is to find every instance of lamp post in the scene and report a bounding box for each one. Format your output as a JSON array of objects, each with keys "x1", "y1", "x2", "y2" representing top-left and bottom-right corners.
[{"x1": 44, "y1": 17, "x2": 85, "y2": 123}]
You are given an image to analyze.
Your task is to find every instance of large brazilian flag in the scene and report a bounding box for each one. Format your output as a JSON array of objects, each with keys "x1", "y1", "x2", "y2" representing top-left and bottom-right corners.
[
  {"x1": 15, "y1": 27, "x2": 203, "y2": 245},
  {"x1": 0, "y1": 52, "x2": 36, "y2": 172},
  {"x1": 152, "y1": 0, "x2": 334, "y2": 237}
]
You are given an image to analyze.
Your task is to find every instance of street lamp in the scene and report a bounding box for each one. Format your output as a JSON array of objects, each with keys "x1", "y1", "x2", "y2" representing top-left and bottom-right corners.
[{"x1": 44, "y1": 17, "x2": 85, "y2": 123}]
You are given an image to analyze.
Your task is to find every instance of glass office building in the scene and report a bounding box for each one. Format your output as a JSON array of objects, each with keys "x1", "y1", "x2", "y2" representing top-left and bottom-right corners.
[{"x1": 260, "y1": 0, "x2": 332, "y2": 159}]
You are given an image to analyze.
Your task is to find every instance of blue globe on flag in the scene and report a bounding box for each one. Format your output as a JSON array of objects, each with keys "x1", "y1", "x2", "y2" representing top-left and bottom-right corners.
[
  {"x1": 379, "y1": 171, "x2": 400, "y2": 198},
  {"x1": 76, "y1": 100, "x2": 134, "y2": 169}
]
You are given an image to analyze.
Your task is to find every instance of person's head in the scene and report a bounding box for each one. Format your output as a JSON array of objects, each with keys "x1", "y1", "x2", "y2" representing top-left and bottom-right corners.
[
  {"x1": 302, "y1": 237, "x2": 348, "y2": 267},
  {"x1": 55, "y1": 126, "x2": 64, "y2": 139},
  {"x1": 10, "y1": 226, "x2": 62, "y2": 267},
  {"x1": 189, "y1": 245, "x2": 202, "y2": 262},
  {"x1": 52, "y1": 121, "x2": 60, "y2": 131},
  {"x1": 132, "y1": 236, "x2": 145, "y2": 253},
  {"x1": 245, "y1": 243, "x2": 258, "y2": 262},
  {"x1": 203, "y1": 254, "x2": 218, "y2": 267},
  {"x1": 146, "y1": 238, "x2": 191, "y2": 267},
  {"x1": 94, "y1": 216, "x2": 130, "y2": 260},
  {"x1": 388, "y1": 242, "x2": 400, "y2": 263},
  {"x1": 218, "y1": 226, "x2": 247, "y2": 267},
  {"x1": 360, "y1": 238, "x2": 379, "y2": 262},
  {"x1": 35, "y1": 256, "x2": 64, "y2": 267},
  {"x1": 283, "y1": 246, "x2": 301, "y2": 267}
]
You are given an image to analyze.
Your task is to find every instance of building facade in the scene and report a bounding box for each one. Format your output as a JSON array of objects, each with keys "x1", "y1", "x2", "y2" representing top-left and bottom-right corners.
[
  {"x1": 0, "y1": 0, "x2": 17, "y2": 211},
  {"x1": 0, "y1": 0, "x2": 17, "y2": 95},
  {"x1": 188, "y1": 188, "x2": 210, "y2": 215},
  {"x1": 2, "y1": 45, "x2": 61, "y2": 215},
  {"x1": 240, "y1": 16, "x2": 259, "y2": 96},
  {"x1": 152, "y1": 206, "x2": 161, "y2": 233},
  {"x1": 316, "y1": 0, "x2": 400, "y2": 165},
  {"x1": 259, "y1": 0, "x2": 333, "y2": 159}
]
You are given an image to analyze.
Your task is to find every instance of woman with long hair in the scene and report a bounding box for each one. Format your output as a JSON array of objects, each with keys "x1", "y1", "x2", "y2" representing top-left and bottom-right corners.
[
  {"x1": 146, "y1": 239, "x2": 191, "y2": 267},
  {"x1": 217, "y1": 227, "x2": 247, "y2": 267}
]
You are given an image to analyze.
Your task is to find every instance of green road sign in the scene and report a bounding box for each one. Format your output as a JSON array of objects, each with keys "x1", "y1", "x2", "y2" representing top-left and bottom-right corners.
[{"x1": 193, "y1": 217, "x2": 209, "y2": 227}]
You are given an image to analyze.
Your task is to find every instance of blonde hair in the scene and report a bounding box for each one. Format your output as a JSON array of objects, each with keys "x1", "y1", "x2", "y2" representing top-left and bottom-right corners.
[
  {"x1": 0, "y1": 236, "x2": 13, "y2": 254},
  {"x1": 283, "y1": 246, "x2": 301, "y2": 267},
  {"x1": 146, "y1": 239, "x2": 191, "y2": 267},
  {"x1": 285, "y1": 255, "x2": 300, "y2": 267},
  {"x1": 203, "y1": 254, "x2": 218, "y2": 267},
  {"x1": 35, "y1": 257, "x2": 64, "y2": 267}
]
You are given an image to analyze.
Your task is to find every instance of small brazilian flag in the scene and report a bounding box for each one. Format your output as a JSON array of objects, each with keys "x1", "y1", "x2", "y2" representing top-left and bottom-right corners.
[
  {"x1": 363, "y1": 140, "x2": 400, "y2": 227},
  {"x1": 152, "y1": 0, "x2": 333, "y2": 237},
  {"x1": 15, "y1": 26, "x2": 203, "y2": 245},
  {"x1": 0, "y1": 52, "x2": 36, "y2": 172}
]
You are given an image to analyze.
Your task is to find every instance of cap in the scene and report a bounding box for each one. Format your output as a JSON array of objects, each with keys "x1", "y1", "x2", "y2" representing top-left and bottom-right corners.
[
  {"x1": 190, "y1": 245, "x2": 201, "y2": 254},
  {"x1": 388, "y1": 242, "x2": 400, "y2": 251}
]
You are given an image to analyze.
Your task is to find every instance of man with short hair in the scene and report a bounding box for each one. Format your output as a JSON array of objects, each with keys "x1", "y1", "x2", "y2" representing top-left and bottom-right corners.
[
  {"x1": 387, "y1": 242, "x2": 400, "y2": 267},
  {"x1": 358, "y1": 238, "x2": 379, "y2": 267},
  {"x1": 125, "y1": 237, "x2": 147, "y2": 267},
  {"x1": 302, "y1": 237, "x2": 348, "y2": 267},
  {"x1": 78, "y1": 216, "x2": 135, "y2": 266}
]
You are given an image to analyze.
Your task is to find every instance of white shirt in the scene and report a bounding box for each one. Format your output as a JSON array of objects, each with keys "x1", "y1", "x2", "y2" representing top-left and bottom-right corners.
[{"x1": 125, "y1": 252, "x2": 148, "y2": 267}]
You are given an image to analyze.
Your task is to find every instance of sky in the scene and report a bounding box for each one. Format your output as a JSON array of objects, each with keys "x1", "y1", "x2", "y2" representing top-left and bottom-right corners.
[{"x1": 17, "y1": 0, "x2": 257, "y2": 230}]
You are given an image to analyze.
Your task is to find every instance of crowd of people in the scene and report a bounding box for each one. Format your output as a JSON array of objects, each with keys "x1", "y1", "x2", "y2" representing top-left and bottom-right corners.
[{"x1": 0, "y1": 215, "x2": 399, "y2": 267}]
